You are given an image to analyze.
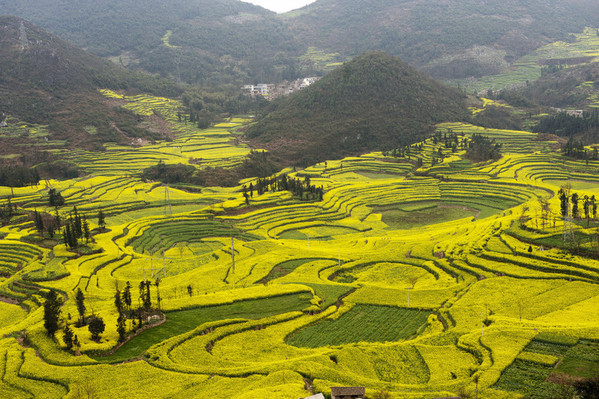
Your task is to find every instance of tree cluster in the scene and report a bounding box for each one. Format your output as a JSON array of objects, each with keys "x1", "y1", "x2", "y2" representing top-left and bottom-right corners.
[
  {"x1": 562, "y1": 137, "x2": 599, "y2": 160},
  {"x1": 558, "y1": 188, "x2": 597, "y2": 223},
  {"x1": 465, "y1": 134, "x2": 502, "y2": 162},
  {"x1": 245, "y1": 173, "x2": 324, "y2": 203},
  {"x1": 62, "y1": 207, "x2": 91, "y2": 249},
  {"x1": 533, "y1": 111, "x2": 599, "y2": 139},
  {"x1": 48, "y1": 188, "x2": 65, "y2": 207},
  {"x1": 32, "y1": 208, "x2": 61, "y2": 239},
  {"x1": 0, "y1": 165, "x2": 39, "y2": 188},
  {"x1": 0, "y1": 199, "x2": 18, "y2": 224}
]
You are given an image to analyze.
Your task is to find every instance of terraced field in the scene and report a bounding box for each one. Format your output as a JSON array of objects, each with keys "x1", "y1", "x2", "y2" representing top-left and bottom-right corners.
[
  {"x1": 1, "y1": 93, "x2": 599, "y2": 398},
  {"x1": 456, "y1": 27, "x2": 599, "y2": 92}
]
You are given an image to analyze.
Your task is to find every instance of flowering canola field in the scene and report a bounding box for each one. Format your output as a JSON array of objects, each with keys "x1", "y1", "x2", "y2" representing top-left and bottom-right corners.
[{"x1": 1, "y1": 95, "x2": 599, "y2": 398}]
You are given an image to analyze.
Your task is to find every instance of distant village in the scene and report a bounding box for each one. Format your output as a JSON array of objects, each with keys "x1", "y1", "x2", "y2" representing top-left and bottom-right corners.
[{"x1": 242, "y1": 77, "x2": 320, "y2": 100}]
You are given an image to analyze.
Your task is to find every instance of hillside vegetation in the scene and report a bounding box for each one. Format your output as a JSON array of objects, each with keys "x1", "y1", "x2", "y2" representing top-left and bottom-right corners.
[
  {"x1": 286, "y1": 0, "x2": 599, "y2": 80},
  {"x1": 0, "y1": 16, "x2": 180, "y2": 151},
  {"x1": 0, "y1": 0, "x2": 301, "y2": 85},
  {"x1": 246, "y1": 51, "x2": 470, "y2": 166},
  {"x1": 3, "y1": 0, "x2": 599, "y2": 85}
]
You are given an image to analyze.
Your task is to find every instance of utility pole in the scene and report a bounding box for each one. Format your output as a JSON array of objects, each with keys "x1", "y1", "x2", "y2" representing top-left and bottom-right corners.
[
  {"x1": 164, "y1": 185, "x2": 172, "y2": 217},
  {"x1": 231, "y1": 237, "x2": 235, "y2": 274},
  {"x1": 162, "y1": 252, "x2": 170, "y2": 277}
]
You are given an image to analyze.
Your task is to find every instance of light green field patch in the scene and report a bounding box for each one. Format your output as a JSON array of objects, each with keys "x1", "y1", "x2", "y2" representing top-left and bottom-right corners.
[
  {"x1": 161, "y1": 30, "x2": 181, "y2": 49},
  {"x1": 84, "y1": 126, "x2": 98, "y2": 135}
]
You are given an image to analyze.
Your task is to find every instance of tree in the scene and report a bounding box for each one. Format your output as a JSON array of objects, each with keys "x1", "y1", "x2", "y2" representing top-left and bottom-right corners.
[
  {"x1": 98, "y1": 210, "x2": 106, "y2": 230},
  {"x1": 407, "y1": 276, "x2": 418, "y2": 289},
  {"x1": 73, "y1": 334, "x2": 80, "y2": 351},
  {"x1": 572, "y1": 193, "x2": 580, "y2": 219},
  {"x1": 538, "y1": 197, "x2": 551, "y2": 230},
  {"x1": 558, "y1": 188, "x2": 569, "y2": 219},
  {"x1": 155, "y1": 278, "x2": 162, "y2": 311},
  {"x1": 88, "y1": 316, "x2": 105, "y2": 341},
  {"x1": 122, "y1": 281, "x2": 132, "y2": 311},
  {"x1": 63, "y1": 324, "x2": 74, "y2": 350},
  {"x1": 34, "y1": 210, "x2": 44, "y2": 234},
  {"x1": 43, "y1": 289, "x2": 61, "y2": 337},
  {"x1": 116, "y1": 315, "x2": 126, "y2": 343},
  {"x1": 114, "y1": 287, "x2": 123, "y2": 315},
  {"x1": 143, "y1": 280, "x2": 152, "y2": 311},
  {"x1": 82, "y1": 216, "x2": 91, "y2": 242},
  {"x1": 75, "y1": 288, "x2": 86, "y2": 326},
  {"x1": 48, "y1": 188, "x2": 65, "y2": 207}
]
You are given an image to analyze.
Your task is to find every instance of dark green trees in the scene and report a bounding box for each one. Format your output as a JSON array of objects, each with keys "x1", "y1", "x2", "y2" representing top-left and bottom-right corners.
[
  {"x1": 63, "y1": 324, "x2": 74, "y2": 350},
  {"x1": 75, "y1": 288, "x2": 86, "y2": 326},
  {"x1": 122, "y1": 281, "x2": 132, "y2": 311},
  {"x1": 98, "y1": 210, "x2": 106, "y2": 230},
  {"x1": 43, "y1": 289, "x2": 61, "y2": 337},
  {"x1": 88, "y1": 316, "x2": 105, "y2": 341},
  {"x1": 48, "y1": 188, "x2": 65, "y2": 207},
  {"x1": 465, "y1": 134, "x2": 502, "y2": 162}
]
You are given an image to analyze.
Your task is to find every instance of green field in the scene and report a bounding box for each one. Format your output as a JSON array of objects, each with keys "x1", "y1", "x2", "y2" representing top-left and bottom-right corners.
[{"x1": 287, "y1": 305, "x2": 430, "y2": 348}]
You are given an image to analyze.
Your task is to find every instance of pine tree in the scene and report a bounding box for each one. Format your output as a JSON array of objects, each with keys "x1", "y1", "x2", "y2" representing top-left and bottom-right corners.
[
  {"x1": 572, "y1": 193, "x2": 580, "y2": 219},
  {"x1": 34, "y1": 210, "x2": 44, "y2": 234},
  {"x1": 98, "y1": 210, "x2": 106, "y2": 230},
  {"x1": 155, "y1": 278, "x2": 161, "y2": 311},
  {"x1": 63, "y1": 324, "x2": 74, "y2": 350},
  {"x1": 143, "y1": 280, "x2": 152, "y2": 311},
  {"x1": 117, "y1": 315, "x2": 126, "y2": 343},
  {"x1": 82, "y1": 216, "x2": 91, "y2": 243},
  {"x1": 122, "y1": 281, "x2": 132, "y2": 311},
  {"x1": 114, "y1": 288, "x2": 123, "y2": 315},
  {"x1": 43, "y1": 289, "x2": 61, "y2": 337},
  {"x1": 75, "y1": 288, "x2": 86, "y2": 326}
]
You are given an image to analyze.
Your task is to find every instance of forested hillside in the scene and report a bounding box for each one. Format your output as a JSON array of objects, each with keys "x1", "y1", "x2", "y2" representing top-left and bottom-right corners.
[
  {"x1": 286, "y1": 0, "x2": 599, "y2": 79},
  {"x1": 246, "y1": 51, "x2": 470, "y2": 166},
  {"x1": 4, "y1": 0, "x2": 599, "y2": 85},
  {"x1": 0, "y1": 16, "x2": 180, "y2": 150},
  {"x1": 0, "y1": 0, "x2": 302, "y2": 85}
]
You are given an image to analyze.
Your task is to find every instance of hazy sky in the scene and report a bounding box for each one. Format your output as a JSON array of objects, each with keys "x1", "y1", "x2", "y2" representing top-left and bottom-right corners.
[{"x1": 242, "y1": 0, "x2": 317, "y2": 13}]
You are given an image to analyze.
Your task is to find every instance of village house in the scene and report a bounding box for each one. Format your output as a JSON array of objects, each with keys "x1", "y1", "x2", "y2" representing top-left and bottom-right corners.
[
  {"x1": 242, "y1": 77, "x2": 320, "y2": 99},
  {"x1": 565, "y1": 109, "x2": 584, "y2": 117},
  {"x1": 331, "y1": 386, "x2": 365, "y2": 399},
  {"x1": 300, "y1": 394, "x2": 325, "y2": 399}
]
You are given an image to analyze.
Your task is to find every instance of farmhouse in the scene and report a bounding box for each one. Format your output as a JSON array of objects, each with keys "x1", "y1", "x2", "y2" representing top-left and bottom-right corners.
[{"x1": 331, "y1": 386, "x2": 365, "y2": 399}]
